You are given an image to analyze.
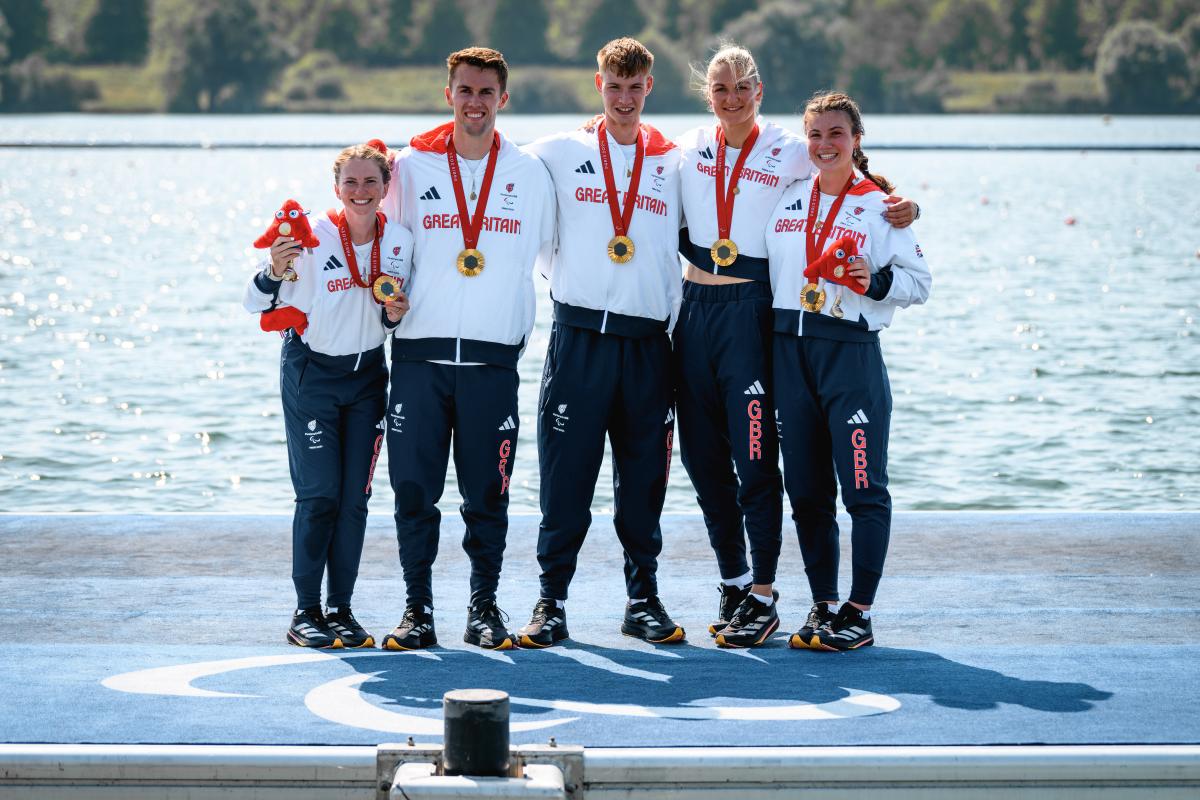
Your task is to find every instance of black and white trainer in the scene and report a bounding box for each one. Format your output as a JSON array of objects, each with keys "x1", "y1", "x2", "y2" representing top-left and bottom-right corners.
[
  {"x1": 325, "y1": 606, "x2": 374, "y2": 649},
  {"x1": 517, "y1": 598, "x2": 569, "y2": 648},
  {"x1": 621, "y1": 597, "x2": 686, "y2": 644},
  {"x1": 287, "y1": 606, "x2": 343, "y2": 649},
  {"x1": 464, "y1": 599, "x2": 515, "y2": 650},
  {"x1": 382, "y1": 605, "x2": 437, "y2": 651},
  {"x1": 708, "y1": 583, "x2": 751, "y2": 636},
  {"x1": 789, "y1": 602, "x2": 838, "y2": 649},
  {"x1": 814, "y1": 603, "x2": 874, "y2": 651},
  {"x1": 715, "y1": 594, "x2": 780, "y2": 648}
]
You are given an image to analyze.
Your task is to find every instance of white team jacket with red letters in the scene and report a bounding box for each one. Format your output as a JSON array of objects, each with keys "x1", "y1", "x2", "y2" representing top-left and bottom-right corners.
[
  {"x1": 767, "y1": 174, "x2": 931, "y2": 337},
  {"x1": 383, "y1": 122, "x2": 554, "y2": 365},
  {"x1": 678, "y1": 120, "x2": 813, "y2": 280},
  {"x1": 242, "y1": 214, "x2": 413, "y2": 356},
  {"x1": 526, "y1": 124, "x2": 682, "y2": 332}
]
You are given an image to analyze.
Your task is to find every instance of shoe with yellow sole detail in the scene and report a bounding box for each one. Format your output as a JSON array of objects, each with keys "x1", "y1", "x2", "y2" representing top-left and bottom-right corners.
[
  {"x1": 464, "y1": 599, "x2": 515, "y2": 650},
  {"x1": 715, "y1": 594, "x2": 779, "y2": 648},
  {"x1": 621, "y1": 597, "x2": 686, "y2": 644},
  {"x1": 814, "y1": 603, "x2": 874, "y2": 651},
  {"x1": 325, "y1": 606, "x2": 375, "y2": 648},
  {"x1": 382, "y1": 605, "x2": 437, "y2": 650},
  {"x1": 789, "y1": 602, "x2": 837, "y2": 649},
  {"x1": 287, "y1": 607, "x2": 343, "y2": 649},
  {"x1": 518, "y1": 598, "x2": 569, "y2": 648}
]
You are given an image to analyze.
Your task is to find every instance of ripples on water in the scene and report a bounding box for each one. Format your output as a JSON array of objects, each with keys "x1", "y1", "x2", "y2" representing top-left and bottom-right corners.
[{"x1": 1, "y1": 132, "x2": 1197, "y2": 513}]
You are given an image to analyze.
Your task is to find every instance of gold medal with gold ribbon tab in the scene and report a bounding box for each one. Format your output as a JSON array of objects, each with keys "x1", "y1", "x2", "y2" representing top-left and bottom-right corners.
[{"x1": 447, "y1": 131, "x2": 501, "y2": 277}]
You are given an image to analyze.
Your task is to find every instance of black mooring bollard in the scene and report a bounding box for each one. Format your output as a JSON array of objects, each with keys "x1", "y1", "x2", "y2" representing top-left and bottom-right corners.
[{"x1": 442, "y1": 689, "x2": 510, "y2": 777}]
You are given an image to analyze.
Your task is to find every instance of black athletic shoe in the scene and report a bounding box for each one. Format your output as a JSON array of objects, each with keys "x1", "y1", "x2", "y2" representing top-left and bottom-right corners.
[
  {"x1": 382, "y1": 605, "x2": 437, "y2": 651},
  {"x1": 708, "y1": 583, "x2": 751, "y2": 636},
  {"x1": 287, "y1": 606, "x2": 343, "y2": 649},
  {"x1": 325, "y1": 606, "x2": 375, "y2": 649},
  {"x1": 715, "y1": 594, "x2": 780, "y2": 648},
  {"x1": 621, "y1": 597, "x2": 686, "y2": 644},
  {"x1": 517, "y1": 598, "x2": 569, "y2": 648},
  {"x1": 463, "y1": 599, "x2": 515, "y2": 650},
  {"x1": 710, "y1": 586, "x2": 781, "y2": 636},
  {"x1": 789, "y1": 602, "x2": 837, "y2": 649},
  {"x1": 815, "y1": 604, "x2": 874, "y2": 651}
]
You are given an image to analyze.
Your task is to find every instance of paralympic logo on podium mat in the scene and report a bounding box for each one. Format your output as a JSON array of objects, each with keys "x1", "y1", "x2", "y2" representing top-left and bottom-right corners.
[{"x1": 102, "y1": 648, "x2": 902, "y2": 735}]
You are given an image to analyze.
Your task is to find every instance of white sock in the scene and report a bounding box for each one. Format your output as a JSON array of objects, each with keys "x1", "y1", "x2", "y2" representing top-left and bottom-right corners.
[
  {"x1": 722, "y1": 571, "x2": 753, "y2": 588},
  {"x1": 750, "y1": 591, "x2": 774, "y2": 606},
  {"x1": 628, "y1": 597, "x2": 646, "y2": 605},
  {"x1": 858, "y1": 609, "x2": 871, "y2": 619},
  {"x1": 424, "y1": 605, "x2": 433, "y2": 614},
  {"x1": 555, "y1": 599, "x2": 565, "y2": 609}
]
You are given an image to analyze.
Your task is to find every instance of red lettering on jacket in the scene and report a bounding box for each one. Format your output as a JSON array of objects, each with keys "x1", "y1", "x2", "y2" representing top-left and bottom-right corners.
[
  {"x1": 327, "y1": 277, "x2": 355, "y2": 293},
  {"x1": 573, "y1": 186, "x2": 669, "y2": 217}
]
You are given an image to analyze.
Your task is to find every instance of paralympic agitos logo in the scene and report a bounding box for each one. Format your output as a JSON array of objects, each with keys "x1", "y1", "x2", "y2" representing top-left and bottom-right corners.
[{"x1": 102, "y1": 647, "x2": 901, "y2": 736}]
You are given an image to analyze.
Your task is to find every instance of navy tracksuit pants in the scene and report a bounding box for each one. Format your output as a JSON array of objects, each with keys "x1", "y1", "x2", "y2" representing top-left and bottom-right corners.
[
  {"x1": 773, "y1": 330, "x2": 892, "y2": 606},
  {"x1": 280, "y1": 334, "x2": 387, "y2": 610},
  {"x1": 674, "y1": 281, "x2": 783, "y2": 586},
  {"x1": 386, "y1": 356, "x2": 519, "y2": 608},
  {"x1": 536, "y1": 319, "x2": 674, "y2": 601}
]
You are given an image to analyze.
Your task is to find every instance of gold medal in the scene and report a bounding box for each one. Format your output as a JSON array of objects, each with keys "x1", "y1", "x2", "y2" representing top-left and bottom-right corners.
[
  {"x1": 281, "y1": 263, "x2": 299, "y2": 282},
  {"x1": 457, "y1": 248, "x2": 485, "y2": 277},
  {"x1": 710, "y1": 238, "x2": 738, "y2": 267},
  {"x1": 800, "y1": 282, "x2": 826, "y2": 313},
  {"x1": 372, "y1": 274, "x2": 401, "y2": 303},
  {"x1": 608, "y1": 235, "x2": 634, "y2": 263}
]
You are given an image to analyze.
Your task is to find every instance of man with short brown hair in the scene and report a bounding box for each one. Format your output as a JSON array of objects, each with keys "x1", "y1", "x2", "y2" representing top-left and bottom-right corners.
[
  {"x1": 380, "y1": 47, "x2": 555, "y2": 652},
  {"x1": 517, "y1": 37, "x2": 686, "y2": 648}
]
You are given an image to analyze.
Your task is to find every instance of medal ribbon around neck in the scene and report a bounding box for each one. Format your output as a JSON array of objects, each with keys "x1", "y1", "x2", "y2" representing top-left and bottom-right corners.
[
  {"x1": 446, "y1": 131, "x2": 501, "y2": 276},
  {"x1": 597, "y1": 119, "x2": 645, "y2": 263},
  {"x1": 805, "y1": 173, "x2": 856, "y2": 264},
  {"x1": 710, "y1": 124, "x2": 760, "y2": 267},
  {"x1": 799, "y1": 173, "x2": 855, "y2": 314},
  {"x1": 335, "y1": 209, "x2": 385, "y2": 289}
]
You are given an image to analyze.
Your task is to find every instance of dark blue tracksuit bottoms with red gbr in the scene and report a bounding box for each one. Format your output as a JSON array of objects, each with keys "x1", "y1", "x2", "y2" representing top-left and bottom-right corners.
[
  {"x1": 673, "y1": 280, "x2": 783, "y2": 586},
  {"x1": 536, "y1": 304, "x2": 675, "y2": 601},
  {"x1": 773, "y1": 312, "x2": 892, "y2": 606},
  {"x1": 386, "y1": 353, "x2": 520, "y2": 609},
  {"x1": 280, "y1": 334, "x2": 387, "y2": 610}
]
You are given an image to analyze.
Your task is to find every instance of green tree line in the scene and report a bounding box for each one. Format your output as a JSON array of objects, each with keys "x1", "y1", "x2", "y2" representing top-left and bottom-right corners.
[{"x1": 2, "y1": 0, "x2": 1198, "y2": 112}]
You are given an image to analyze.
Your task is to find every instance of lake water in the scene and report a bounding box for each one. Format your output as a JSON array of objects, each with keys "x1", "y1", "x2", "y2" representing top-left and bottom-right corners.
[{"x1": 1, "y1": 114, "x2": 1198, "y2": 514}]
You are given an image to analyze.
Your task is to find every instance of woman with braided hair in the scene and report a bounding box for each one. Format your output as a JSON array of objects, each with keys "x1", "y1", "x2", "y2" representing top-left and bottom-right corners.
[{"x1": 766, "y1": 91, "x2": 931, "y2": 651}]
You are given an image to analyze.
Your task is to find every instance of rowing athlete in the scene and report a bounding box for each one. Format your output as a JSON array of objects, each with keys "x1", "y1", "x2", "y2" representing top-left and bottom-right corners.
[
  {"x1": 379, "y1": 47, "x2": 555, "y2": 651},
  {"x1": 243, "y1": 143, "x2": 413, "y2": 649},
  {"x1": 516, "y1": 38, "x2": 686, "y2": 648},
  {"x1": 767, "y1": 91, "x2": 931, "y2": 651}
]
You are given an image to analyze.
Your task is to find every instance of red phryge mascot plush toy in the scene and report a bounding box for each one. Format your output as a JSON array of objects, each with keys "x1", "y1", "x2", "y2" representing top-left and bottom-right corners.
[
  {"x1": 254, "y1": 199, "x2": 320, "y2": 250},
  {"x1": 254, "y1": 199, "x2": 319, "y2": 335},
  {"x1": 804, "y1": 236, "x2": 866, "y2": 294}
]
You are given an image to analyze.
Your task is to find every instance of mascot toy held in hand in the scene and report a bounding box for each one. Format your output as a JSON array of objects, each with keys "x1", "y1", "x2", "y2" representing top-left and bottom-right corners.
[
  {"x1": 804, "y1": 236, "x2": 866, "y2": 295},
  {"x1": 254, "y1": 199, "x2": 320, "y2": 251},
  {"x1": 255, "y1": 199, "x2": 318, "y2": 335}
]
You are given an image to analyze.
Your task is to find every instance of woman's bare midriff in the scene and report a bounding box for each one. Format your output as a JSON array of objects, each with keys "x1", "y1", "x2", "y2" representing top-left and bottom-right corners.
[{"x1": 683, "y1": 262, "x2": 755, "y2": 286}]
